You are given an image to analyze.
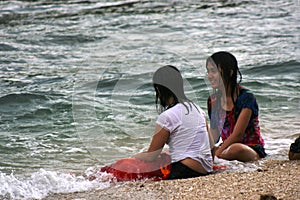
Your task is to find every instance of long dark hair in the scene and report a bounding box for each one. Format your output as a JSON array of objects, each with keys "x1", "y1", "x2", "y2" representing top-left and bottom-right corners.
[
  {"x1": 208, "y1": 51, "x2": 242, "y2": 106},
  {"x1": 152, "y1": 65, "x2": 194, "y2": 114}
]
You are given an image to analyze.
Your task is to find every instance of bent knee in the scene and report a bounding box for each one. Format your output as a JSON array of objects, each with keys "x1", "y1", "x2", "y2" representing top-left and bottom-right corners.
[
  {"x1": 226, "y1": 143, "x2": 247, "y2": 154},
  {"x1": 221, "y1": 143, "x2": 259, "y2": 161}
]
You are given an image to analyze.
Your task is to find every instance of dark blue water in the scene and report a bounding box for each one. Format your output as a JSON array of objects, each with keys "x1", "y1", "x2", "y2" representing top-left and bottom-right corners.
[{"x1": 0, "y1": 0, "x2": 299, "y2": 199}]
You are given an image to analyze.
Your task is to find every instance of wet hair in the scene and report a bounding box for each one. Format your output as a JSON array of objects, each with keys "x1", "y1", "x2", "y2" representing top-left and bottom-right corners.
[
  {"x1": 208, "y1": 51, "x2": 242, "y2": 106},
  {"x1": 152, "y1": 65, "x2": 195, "y2": 114}
]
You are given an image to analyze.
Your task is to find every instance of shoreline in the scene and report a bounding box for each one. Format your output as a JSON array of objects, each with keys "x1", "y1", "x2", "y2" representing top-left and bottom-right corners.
[{"x1": 45, "y1": 159, "x2": 299, "y2": 200}]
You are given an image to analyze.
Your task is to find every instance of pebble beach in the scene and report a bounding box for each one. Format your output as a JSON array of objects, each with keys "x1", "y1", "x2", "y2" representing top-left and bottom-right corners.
[{"x1": 45, "y1": 159, "x2": 299, "y2": 200}]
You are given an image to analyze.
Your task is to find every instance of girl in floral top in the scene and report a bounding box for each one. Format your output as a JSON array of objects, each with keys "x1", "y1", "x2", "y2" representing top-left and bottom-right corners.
[{"x1": 206, "y1": 51, "x2": 266, "y2": 162}]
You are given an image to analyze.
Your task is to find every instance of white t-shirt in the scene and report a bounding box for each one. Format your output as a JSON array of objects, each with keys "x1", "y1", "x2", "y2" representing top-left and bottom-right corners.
[{"x1": 156, "y1": 103, "x2": 213, "y2": 172}]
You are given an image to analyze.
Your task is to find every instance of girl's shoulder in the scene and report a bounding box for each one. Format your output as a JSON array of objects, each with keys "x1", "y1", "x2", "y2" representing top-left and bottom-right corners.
[
  {"x1": 160, "y1": 103, "x2": 182, "y2": 116},
  {"x1": 238, "y1": 85, "x2": 255, "y2": 99},
  {"x1": 168, "y1": 102, "x2": 205, "y2": 116},
  {"x1": 237, "y1": 86, "x2": 258, "y2": 112}
]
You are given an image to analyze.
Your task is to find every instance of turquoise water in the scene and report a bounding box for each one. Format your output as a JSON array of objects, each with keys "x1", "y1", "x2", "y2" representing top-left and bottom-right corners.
[{"x1": 0, "y1": 0, "x2": 299, "y2": 199}]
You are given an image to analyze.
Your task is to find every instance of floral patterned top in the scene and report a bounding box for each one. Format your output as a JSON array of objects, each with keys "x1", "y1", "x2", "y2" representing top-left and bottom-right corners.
[{"x1": 207, "y1": 86, "x2": 265, "y2": 147}]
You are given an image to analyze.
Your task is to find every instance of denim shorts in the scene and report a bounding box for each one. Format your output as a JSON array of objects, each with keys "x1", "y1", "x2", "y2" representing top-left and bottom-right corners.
[
  {"x1": 167, "y1": 161, "x2": 207, "y2": 180},
  {"x1": 251, "y1": 144, "x2": 267, "y2": 158}
]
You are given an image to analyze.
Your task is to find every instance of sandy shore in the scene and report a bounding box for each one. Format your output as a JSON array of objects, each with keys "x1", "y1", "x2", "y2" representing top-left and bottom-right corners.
[{"x1": 45, "y1": 159, "x2": 299, "y2": 200}]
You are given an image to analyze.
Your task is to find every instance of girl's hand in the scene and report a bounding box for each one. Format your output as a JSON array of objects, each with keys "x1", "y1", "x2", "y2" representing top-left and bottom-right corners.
[
  {"x1": 215, "y1": 147, "x2": 222, "y2": 157},
  {"x1": 133, "y1": 124, "x2": 169, "y2": 162},
  {"x1": 211, "y1": 146, "x2": 219, "y2": 158},
  {"x1": 132, "y1": 152, "x2": 149, "y2": 161},
  {"x1": 133, "y1": 151, "x2": 161, "y2": 162}
]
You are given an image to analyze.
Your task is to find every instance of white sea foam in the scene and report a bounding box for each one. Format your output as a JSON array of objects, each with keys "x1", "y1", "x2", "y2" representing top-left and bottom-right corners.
[
  {"x1": 213, "y1": 157, "x2": 260, "y2": 173},
  {"x1": 0, "y1": 168, "x2": 112, "y2": 200}
]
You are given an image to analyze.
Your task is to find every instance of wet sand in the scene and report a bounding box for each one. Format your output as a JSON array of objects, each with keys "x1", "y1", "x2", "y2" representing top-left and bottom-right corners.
[{"x1": 45, "y1": 160, "x2": 299, "y2": 200}]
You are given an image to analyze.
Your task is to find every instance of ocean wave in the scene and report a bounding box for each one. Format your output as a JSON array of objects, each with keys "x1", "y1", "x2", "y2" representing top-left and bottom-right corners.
[
  {"x1": 0, "y1": 0, "x2": 259, "y2": 25},
  {"x1": 243, "y1": 60, "x2": 300, "y2": 77},
  {"x1": 0, "y1": 93, "x2": 49, "y2": 121},
  {"x1": 0, "y1": 169, "x2": 112, "y2": 200},
  {"x1": 0, "y1": 93, "x2": 48, "y2": 104}
]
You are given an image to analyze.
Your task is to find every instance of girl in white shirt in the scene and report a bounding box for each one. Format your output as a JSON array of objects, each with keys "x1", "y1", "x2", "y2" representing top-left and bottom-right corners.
[{"x1": 134, "y1": 65, "x2": 213, "y2": 179}]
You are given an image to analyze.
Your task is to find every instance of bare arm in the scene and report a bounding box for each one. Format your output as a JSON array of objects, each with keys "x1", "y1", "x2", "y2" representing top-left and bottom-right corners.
[
  {"x1": 133, "y1": 124, "x2": 170, "y2": 162},
  {"x1": 215, "y1": 108, "x2": 252, "y2": 156}
]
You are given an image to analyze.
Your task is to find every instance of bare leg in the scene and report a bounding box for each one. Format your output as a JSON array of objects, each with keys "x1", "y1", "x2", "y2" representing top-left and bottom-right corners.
[{"x1": 218, "y1": 143, "x2": 259, "y2": 162}]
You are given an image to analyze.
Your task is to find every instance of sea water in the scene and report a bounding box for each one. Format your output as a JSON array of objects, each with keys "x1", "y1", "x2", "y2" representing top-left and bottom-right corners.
[{"x1": 0, "y1": 0, "x2": 299, "y2": 199}]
